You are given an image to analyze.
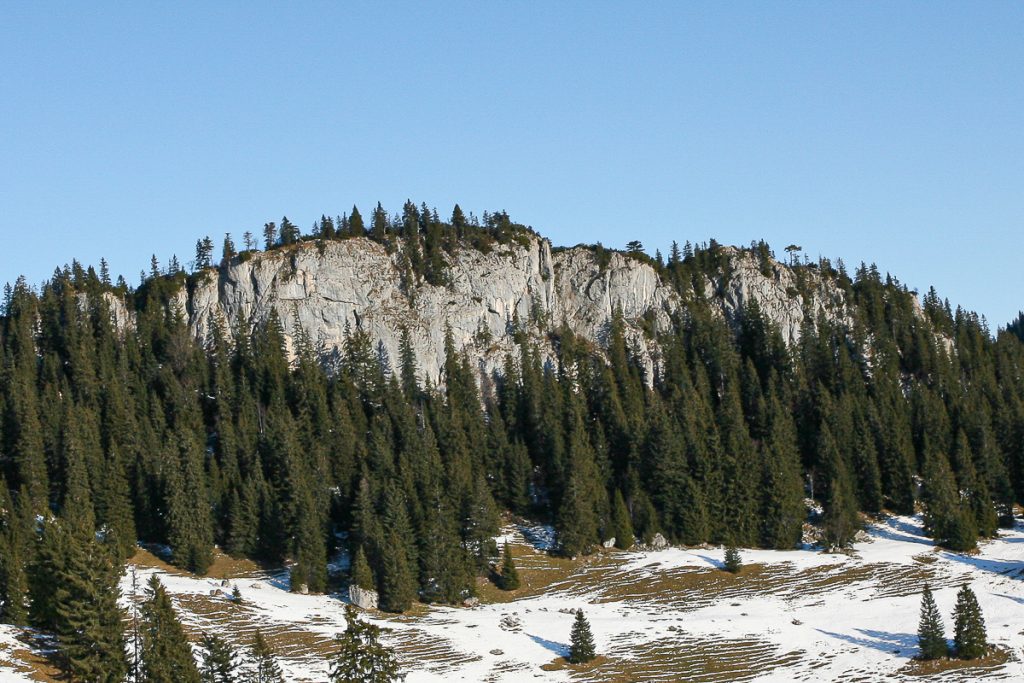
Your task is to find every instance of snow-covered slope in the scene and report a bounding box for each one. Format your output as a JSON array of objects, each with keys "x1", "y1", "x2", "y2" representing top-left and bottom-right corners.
[{"x1": 3, "y1": 515, "x2": 1022, "y2": 681}]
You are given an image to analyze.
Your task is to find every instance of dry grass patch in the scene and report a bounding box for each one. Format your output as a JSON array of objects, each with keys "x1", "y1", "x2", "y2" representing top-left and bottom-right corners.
[
  {"x1": 900, "y1": 647, "x2": 1012, "y2": 677},
  {"x1": 541, "y1": 654, "x2": 611, "y2": 672},
  {"x1": 553, "y1": 635, "x2": 804, "y2": 683}
]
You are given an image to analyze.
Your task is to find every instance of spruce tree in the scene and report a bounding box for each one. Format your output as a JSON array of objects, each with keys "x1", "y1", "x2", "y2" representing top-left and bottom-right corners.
[
  {"x1": 609, "y1": 488, "x2": 635, "y2": 550},
  {"x1": 759, "y1": 392, "x2": 805, "y2": 549},
  {"x1": 817, "y1": 425, "x2": 860, "y2": 550},
  {"x1": 922, "y1": 449, "x2": 977, "y2": 552},
  {"x1": 498, "y1": 543, "x2": 520, "y2": 591},
  {"x1": 378, "y1": 531, "x2": 416, "y2": 613},
  {"x1": 330, "y1": 605, "x2": 404, "y2": 682},
  {"x1": 33, "y1": 517, "x2": 129, "y2": 683},
  {"x1": 723, "y1": 545, "x2": 742, "y2": 574},
  {"x1": 351, "y1": 545, "x2": 376, "y2": 592},
  {"x1": 917, "y1": 584, "x2": 948, "y2": 660},
  {"x1": 0, "y1": 483, "x2": 29, "y2": 625},
  {"x1": 568, "y1": 609, "x2": 597, "y2": 664},
  {"x1": 246, "y1": 630, "x2": 284, "y2": 683},
  {"x1": 200, "y1": 632, "x2": 237, "y2": 683},
  {"x1": 140, "y1": 575, "x2": 201, "y2": 683},
  {"x1": 952, "y1": 584, "x2": 987, "y2": 660}
]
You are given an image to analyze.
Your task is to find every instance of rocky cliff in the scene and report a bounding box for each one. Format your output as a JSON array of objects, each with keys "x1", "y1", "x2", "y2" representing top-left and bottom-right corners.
[{"x1": 164, "y1": 236, "x2": 850, "y2": 385}]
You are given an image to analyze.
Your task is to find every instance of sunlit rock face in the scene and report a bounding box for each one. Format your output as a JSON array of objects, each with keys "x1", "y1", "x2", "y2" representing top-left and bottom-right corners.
[{"x1": 164, "y1": 236, "x2": 851, "y2": 387}]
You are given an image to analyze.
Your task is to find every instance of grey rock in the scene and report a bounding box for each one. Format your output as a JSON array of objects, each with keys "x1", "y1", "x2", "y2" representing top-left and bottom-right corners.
[
  {"x1": 348, "y1": 584, "x2": 378, "y2": 610},
  {"x1": 115, "y1": 237, "x2": 869, "y2": 387},
  {"x1": 650, "y1": 533, "x2": 669, "y2": 550}
]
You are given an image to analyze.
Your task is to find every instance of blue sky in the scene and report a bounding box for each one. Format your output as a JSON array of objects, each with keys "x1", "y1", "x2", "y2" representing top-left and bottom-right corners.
[{"x1": 2, "y1": 3, "x2": 1021, "y2": 326}]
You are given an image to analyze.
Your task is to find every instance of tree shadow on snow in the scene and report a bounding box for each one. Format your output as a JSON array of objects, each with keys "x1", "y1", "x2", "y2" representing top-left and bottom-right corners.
[
  {"x1": 693, "y1": 554, "x2": 725, "y2": 570},
  {"x1": 528, "y1": 634, "x2": 568, "y2": 658},
  {"x1": 943, "y1": 553, "x2": 1023, "y2": 578},
  {"x1": 266, "y1": 569, "x2": 291, "y2": 592},
  {"x1": 816, "y1": 628, "x2": 918, "y2": 656},
  {"x1": 994, "y1": 592, "x2": 1024, "y2": 605},
  {"x1": 868, "y1": 517, "x2": 932, "y2": 546}
]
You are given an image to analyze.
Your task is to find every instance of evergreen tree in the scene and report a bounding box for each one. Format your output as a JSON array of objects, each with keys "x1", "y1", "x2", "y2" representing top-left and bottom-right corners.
[
  {"x1": 817, "y1": 425, "x2": 860, "y2": 550},
  {"x1": 349, "y1": 205, "x2": 365, "y2": 236},
  {"x1": 141, "y1": 575, "x2": 202, "y2": 683},
  {"x1": 378, "y1": 530, "x2": 416, "y2": 613},
  {"x1": 167, "y1": 430, "x2": 215, "y2": 574},
  {"x1": 922, "y1": 448, "x2": 977, "y2": 552},
  {"x1": 723, "y1": 545, "x2": 742, "y2": 574},
  {"x1": 497, "y1": 543, "x2": 520, "y2": 591},
  {"x1": 916, "y1": 584, "x2": 948, "y2": 661},
  {"x1": 759, "y1": 392, "x2": 805, "y2": 549},
  {"x1": 201, "y1": 632, "x2": 237, "y2": 683},
  {"x1": 351, "y1": 545, "x2": 376, "y2": 591},
  {"x1": 329, "y1": 605, "x2": 404, "y2": 682},
  {"x1": 609, "y1": 488, "x2": 635, "y2": 550},
  {"x1": 952, "y1": 584, "x2": 987, "y2": 660},
  {"x1": 0, "y1": 483, "x2": 30, "y2": 625},
  {"x1": 245, "y1": 630, "x2": 284, "y2": 683},
  {"x1": 32, "y1": 518, "x2": 128, "y2": 683},
  {"x1": 568, "y1": 609, "x2": 597, "y2": 664}
]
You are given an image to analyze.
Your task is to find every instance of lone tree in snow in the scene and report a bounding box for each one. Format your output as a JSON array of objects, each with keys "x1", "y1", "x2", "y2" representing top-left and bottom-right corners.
[
  {"x1": 723, "y1": 545, "x2": 742, "y2": 574},
  {"x1": 330, "y1": 605, "x2": 404, "y2": 682},
  {"x1": 498, "y1": 543, "x2": 520, "y2": 591},
  {"x1": 952, "y1": 584, "x2": 987, "y2": 660},
  {"x1": 568, "y1": 609, "x2": 597, "y2": 664},
  {"x1": 916, "y1": 584, "x2": 947, "y2": 660}
]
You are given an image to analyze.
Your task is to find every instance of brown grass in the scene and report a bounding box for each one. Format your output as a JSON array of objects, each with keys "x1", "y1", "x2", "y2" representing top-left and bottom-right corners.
[{"x1": 899, "y1": 647, "x2": 1012, "y2": 677}]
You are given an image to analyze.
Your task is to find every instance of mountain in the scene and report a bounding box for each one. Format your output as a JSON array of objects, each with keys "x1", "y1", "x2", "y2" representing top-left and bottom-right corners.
[{"x1": 1, "y1": 208, "x2": 1023, "y2": 681}]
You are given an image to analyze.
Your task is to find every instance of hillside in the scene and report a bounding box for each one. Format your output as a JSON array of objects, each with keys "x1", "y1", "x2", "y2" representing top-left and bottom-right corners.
[{"x1": 0, "y1": 208, "x2": 1023, "y2": 681}]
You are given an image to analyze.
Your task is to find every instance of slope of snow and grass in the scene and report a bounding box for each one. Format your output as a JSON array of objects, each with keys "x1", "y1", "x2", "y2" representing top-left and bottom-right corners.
[{"x1": 2, "y1": 514, "x2": 1022, "y2": 681}]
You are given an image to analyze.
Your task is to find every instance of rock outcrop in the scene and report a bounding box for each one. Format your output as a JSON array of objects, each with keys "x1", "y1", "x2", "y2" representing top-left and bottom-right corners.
[
  {"x1": 348, "y1": 584, "x2": 378, "y2": 610},
  {"x1": 149, "y1": 236, "x2": 854, "y2": 386},
  {"x1": 701, "y1": 247, "x2": 851, "y2": 347}
]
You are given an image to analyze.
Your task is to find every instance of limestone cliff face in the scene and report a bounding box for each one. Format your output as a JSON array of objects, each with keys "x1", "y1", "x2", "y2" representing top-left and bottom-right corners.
[
  {"x1": 165, "y1": 236, "x2": 850, "y2": 385},
  {"x1": 701, "y1": 247, "x2": 851, "y2": 347}
]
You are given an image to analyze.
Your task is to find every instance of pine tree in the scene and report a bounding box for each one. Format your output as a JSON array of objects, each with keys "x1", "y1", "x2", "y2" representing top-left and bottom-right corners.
[
  {"x1": 497, "y1": 543, "x2": 520, "y2": 591},
  {"x1": 568, "y1": 609, "x2": 597, "y2": 664},
  {"x1": 952, "y1": 584, "x2": 987, "y2": 660},
  {"x1": 917, "y1": 584, "x2": 948, "y2": 660},
  {"x1": 245, "y1": 630, "x2": 284, "y2": 683},
  {"x1": 330, "y1": 605, "x2": 404, "y2": 682},
  {"x1": 200, "y1": 632, "x2": 237, "y2": 683},
  {"x1": 723, "y1": 545, "x2": 742, "y2": 574},
  {"x1": 140, "y1": 575, "x2": 201, "y2": 683},
  {"x1": 351, "y1": 545, "x2": 376, "y2": 591}
]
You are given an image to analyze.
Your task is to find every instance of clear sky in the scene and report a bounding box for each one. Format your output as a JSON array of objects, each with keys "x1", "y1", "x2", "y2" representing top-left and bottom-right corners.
[{"x1": 2, "y1": 3, "x2": 1021, "y2": 326}]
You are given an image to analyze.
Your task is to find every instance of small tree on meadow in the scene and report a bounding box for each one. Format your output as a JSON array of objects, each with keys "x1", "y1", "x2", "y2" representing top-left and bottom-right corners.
[
  {"x1": 952, "y1": 584, "x2": 987, "y2": 660},
  {"x1": 723, "y1": 545, "x2": 742, "y2": 574},
  {"x1": 916, "y1": 584, "x2": 947, "y2": 660},
  {"x1": 498, "y1": 543, "x2": 520, "y2": 591},
  {"x1": 568, "y1": 609, "x2": 596, "y2": 664}
]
